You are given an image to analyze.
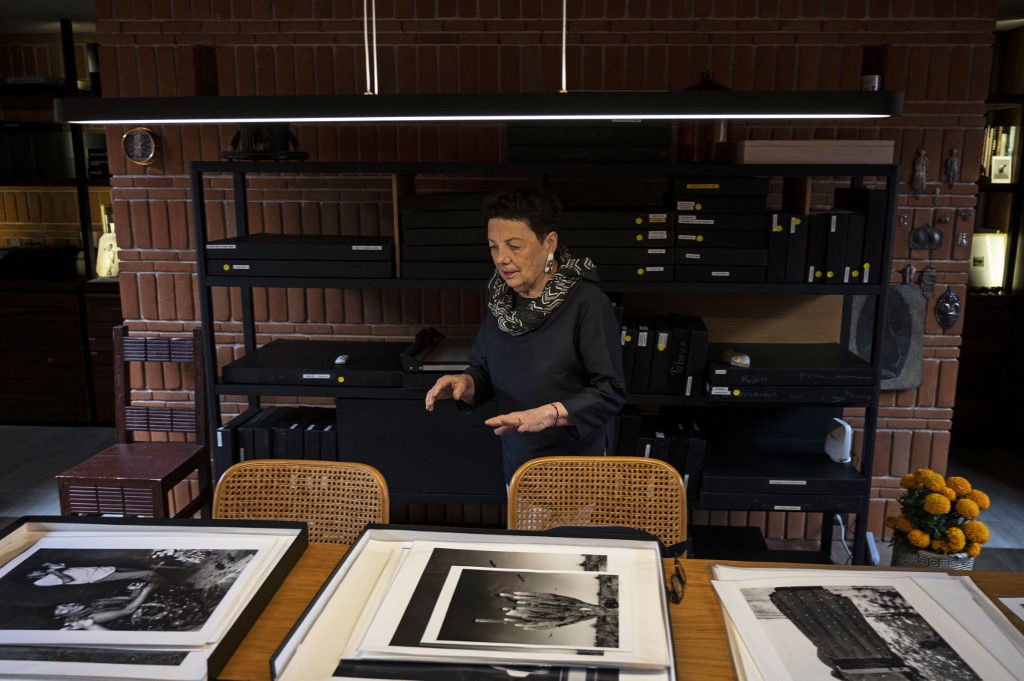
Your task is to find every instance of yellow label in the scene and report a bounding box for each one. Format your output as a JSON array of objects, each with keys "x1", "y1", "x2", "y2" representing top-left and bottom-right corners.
[
  {"x1": 635, "y1": 217, "x2": 643, "y2": 225},
  {"x1": 637, "y1": 268, "x2": 645, "y2": 276},
  {"x1": 687, "y1": 183, "x2": 720, "y2": 189},
  {"x1": 863, "y1": 263, "x2": 871, "y2": 269},
  {"x1": 337, "y1": 376, "x2": 345, "y2": 383},
  {"x1": 852, "y1": 270, "x2": 860, "y2": 278},
  {"x1": 625, "y1": 334, "x2": 633, "y2": 342},
  {"x1": 695, "y1": 202, "x2": 703, "y2": 211},
  {"x1": 794, "y1": 217, "x2": 802, "y2": 225},
  {"x1": 826, "y1": 271, "x2": 834, "y2": 279},
  {"x1": 773, "y1": 225, "x2": 783, "y2": 232},
  {"x1": 696, "y1": 235, "x2": 704, "y2": 242},
  {"x1": 815, "y1": 270, "x2": 822, "y2": 278},
  {"x1": 635, "y1": 234, "x2": 643, "y2": 241},
  {"x1": 732, "y1": 389, "x2": 741, "y2": 396},
  {"x1": 223, "y1": 264, "x2": 230, "y2": 271}
]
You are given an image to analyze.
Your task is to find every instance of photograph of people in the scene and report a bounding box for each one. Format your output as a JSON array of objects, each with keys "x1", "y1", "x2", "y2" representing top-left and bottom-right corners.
[{"x1": 425, "y1": 184, "x2": 627, "y2": 485}]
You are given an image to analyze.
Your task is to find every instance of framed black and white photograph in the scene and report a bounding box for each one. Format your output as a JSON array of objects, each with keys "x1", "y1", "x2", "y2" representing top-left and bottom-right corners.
[
  {"x1": 0, "y1": 534, "x2": 278, "y2": 646},
  {"x1": 713, "y1": 575, "x2": 1018, "y2": 681},
  {"x1": 389, "y1": 546, "x2": 608, "y2": 649},
  {"x1": 991, "y1": 155, "x2": 1013, "y2": 183},
  {"x1": 422, "y1": 567, "x2": 624, "y2": 652},
  {"x1": 0, "y1": 517, "x2": 307, "y2": 680}
]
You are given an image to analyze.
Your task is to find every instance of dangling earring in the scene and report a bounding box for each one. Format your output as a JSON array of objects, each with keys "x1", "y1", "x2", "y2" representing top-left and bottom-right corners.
[{"x1": 544, "y1": 252, "x2": 554, "y2": 273}]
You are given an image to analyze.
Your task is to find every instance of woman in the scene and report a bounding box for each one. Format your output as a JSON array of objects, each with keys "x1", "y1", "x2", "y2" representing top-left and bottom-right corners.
[{"x1": 425, "y1": 185, "x2": 626, "y2": 484}]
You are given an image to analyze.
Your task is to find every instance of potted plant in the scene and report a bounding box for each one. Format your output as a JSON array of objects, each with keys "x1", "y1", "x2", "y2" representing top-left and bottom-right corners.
[{"x1": 885, "y1": 468, "x2": 991, "y2": 570}]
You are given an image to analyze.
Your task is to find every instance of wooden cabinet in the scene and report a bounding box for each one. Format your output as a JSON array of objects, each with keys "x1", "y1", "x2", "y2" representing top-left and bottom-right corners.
[{"x1": 0, "y1": 278, "x2": 120, "y2": 425}]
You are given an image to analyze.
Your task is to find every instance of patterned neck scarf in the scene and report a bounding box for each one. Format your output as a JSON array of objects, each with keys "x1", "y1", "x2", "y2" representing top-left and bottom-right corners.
[{"x1": 486, "y1": 245, "x2": 600, "y2": 336}]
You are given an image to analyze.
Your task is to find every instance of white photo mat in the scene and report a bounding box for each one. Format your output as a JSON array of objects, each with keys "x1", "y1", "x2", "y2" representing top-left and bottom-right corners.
[
  {"x1": 422, "y1": 566, "x2": 629, "y2": 652},
  {"x1": 713, "y1": 574, "x2": 1020, "y2": 681},
  {"x1": 273, "y1": 530, "x2": 674, "y2": 681},
  {"x1": 352, "y1": 539, "x2": 666, "y2": 669},
  {"x1": 0, "y1": 534, "x2": 282, "y2": 647}
]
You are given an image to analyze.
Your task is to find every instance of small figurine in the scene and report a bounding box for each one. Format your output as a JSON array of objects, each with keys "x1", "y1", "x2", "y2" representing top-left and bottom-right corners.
[
  {"x1": 935, "y1": 288, "x2": 962, "y2": 330},
  {"x1": 912, "y1": 147, "x2": 928, "y2": 197},
  {"x1": 919, "y1": 265, "x2": 936, "y2": 298},
  {"x1": 945, "y1": 147, "x2": 960, "y2": 188}
]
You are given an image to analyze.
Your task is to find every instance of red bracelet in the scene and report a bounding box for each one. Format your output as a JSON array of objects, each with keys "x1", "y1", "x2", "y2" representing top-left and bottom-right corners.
[{"x1": 549, "y1": 403, "x2": 560, "y2": 425}]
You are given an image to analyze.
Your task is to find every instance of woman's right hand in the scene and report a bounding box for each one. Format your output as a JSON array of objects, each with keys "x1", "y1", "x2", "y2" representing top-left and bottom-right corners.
[{"x1": 425, "y1": 373, "x2": 475, "y2": 411}]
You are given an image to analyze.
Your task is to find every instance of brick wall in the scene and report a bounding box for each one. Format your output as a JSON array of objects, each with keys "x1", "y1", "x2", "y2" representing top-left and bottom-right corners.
[{"x1": 92, "y1": 0, "x2": 997, "y2": 541}]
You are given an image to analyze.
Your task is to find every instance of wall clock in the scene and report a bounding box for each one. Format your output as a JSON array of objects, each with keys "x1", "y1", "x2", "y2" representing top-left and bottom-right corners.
[{"x1": 121, "y1": 127, "x2": 158, "y2": 165}]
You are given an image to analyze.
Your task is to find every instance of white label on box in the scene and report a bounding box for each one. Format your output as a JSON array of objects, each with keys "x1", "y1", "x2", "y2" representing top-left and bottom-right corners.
[
  {"x1": 207, "y1": 243, "x2": 236, "y2": 249},
  {"x1": 233, "y1": 264, "x2": 250, "y2": 270},
  {"x1": 710, "y1": 386, "x2": 730, "y2": 395},
  {"x1": 647, "y1": 249, "x2": 667, "y2": 255},
  {"x1": 646, "y1": 266, "x2": 665, "y2": 272},
  {"x1": 648, "y1": 213, "x2": 668, "y2": 222},
  {"x1": 648, "y1": 230, "x2": 668, "y2": 239},
  {"x1": 679, "y1": 234, "x2": 698, "y2": 241},
  {"x1": 769, "y1": 479, "x2": 808, "y2": 486},
  {"x1": 685, "y1": 253, "x2": 701, "y2": 260},
  {"x1": 352, "y1": 245, "x2": 383, "y2": 251},
  {"x1": 302, "y1": 373, "x2": 331, "y2": 379},
  {"x1": 711, "y1": 270, "x2": 731, "y2": 277},
  {"x1": 773, "y1": 505, "x2": 802, "y2": 511}
]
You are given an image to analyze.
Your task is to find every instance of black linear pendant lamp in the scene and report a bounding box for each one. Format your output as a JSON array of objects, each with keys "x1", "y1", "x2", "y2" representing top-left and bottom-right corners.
[{"x1": 54, "y1": 0, "x2": 903, "y2": 126}]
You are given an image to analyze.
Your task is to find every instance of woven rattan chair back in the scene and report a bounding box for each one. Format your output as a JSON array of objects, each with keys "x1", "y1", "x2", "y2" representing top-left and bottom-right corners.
[
  {"x1": 507, "y1": 456, "x2": 687, "y2": 552},
  {"x1": 213, "y1": 459, "x2": 389, "y2": 544}
]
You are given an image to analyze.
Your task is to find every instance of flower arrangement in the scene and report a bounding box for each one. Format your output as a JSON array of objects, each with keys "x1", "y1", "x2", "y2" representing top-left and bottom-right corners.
[{"x1": 885, "y1": 468, "x2": 992, "y2": 558}]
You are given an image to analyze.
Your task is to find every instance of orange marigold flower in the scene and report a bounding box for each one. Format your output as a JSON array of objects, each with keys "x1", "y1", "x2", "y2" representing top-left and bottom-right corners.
[
  {"x1": 918, "y1": 470, "x2": 945, "y2": 492},
  {"x1": 940, "y1": 486, "x2": 956, "y2": 500},
  {"x1": 966, "y1": 542, "x2": 982, "y2": 558},
  {"x1": 956, "y1": 498, "x2": 980, "y2": 520},
  {"x1": 900, "y1": 473, "x2": 919, "y2": 489},
  {"x1": 931, "y1": 539, "x2": 947, "y2": 553},
  {"x1": 946, "y1": 527, "x2": 966, "y2": 552},
  {"x1": 945, "y1": 476, "x2": 972, "y2": 495},
  {"x1": 923, "y1": 493, "x2": 951, "y2": 515},
  {"x1": 964, "y1": 521, "x2": 990, "y2": 544},
  {"x1": 908, "y1": 529, "x2": 931, "y2": 548},
  {"x1": 895, "y1": 515, "x2": 913, "y2": 534},
  {"x1": 966, "y1": 489, "x2": 991, "y2": 510}
]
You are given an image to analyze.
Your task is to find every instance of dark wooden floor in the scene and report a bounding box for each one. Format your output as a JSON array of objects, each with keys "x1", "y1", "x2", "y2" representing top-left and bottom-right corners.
[
  {"x1": 1, "y1": 425, "x2": 1021, "y2": 570},
  {"x1": 0, "y1": 424, "x2": 115, "y2": 527}
]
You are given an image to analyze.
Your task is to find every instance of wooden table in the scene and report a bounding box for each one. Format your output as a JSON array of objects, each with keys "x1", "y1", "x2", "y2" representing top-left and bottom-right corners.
[{"x1": 217, "y1": 545, "x2": 1024, "y2": 681}]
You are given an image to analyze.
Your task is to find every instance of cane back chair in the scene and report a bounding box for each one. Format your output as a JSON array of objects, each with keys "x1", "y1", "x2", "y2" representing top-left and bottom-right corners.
[
  {"x1": 213, "y1": 459, "x2": 390, "y2": 544},
  {"x1": 507, "y1": 456, "x2": 687, "y2": 555}
]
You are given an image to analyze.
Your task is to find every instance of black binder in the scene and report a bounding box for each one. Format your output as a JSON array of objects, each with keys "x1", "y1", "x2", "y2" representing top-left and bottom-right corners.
[
  {"x1": 784, "y1": 214, "x2": 808, "y2": 283},
  {"x1": 766, "y1": 212, "x2": 789, "y2": 283},
  {"x1": 805, "y1": 212, "x2": 831, "y2": 283},
  {"x1": 215, "y1": 407, "x2": 261, "y2": 470},
  {"x1": 647, "y1": 316, "x2": 674, "y2": 394},
  {"x1": 823, "y1": 212, "x2": 849, "y2": 284},
  {"x1": 621, "y1": 320, "x2": 638, "y2": 389},
  {"x1": 665, "y1": 314, "x2": 692, "y2": 396},
  {"x1": 833, "y1": 187, "x2": 888, "y2": 285},
  {"x1": 843, "y1": 213, "x2": 867, "y2": 284},
  {"x1": 630, "y1": 317, "x2": 655, "y2": 395}
]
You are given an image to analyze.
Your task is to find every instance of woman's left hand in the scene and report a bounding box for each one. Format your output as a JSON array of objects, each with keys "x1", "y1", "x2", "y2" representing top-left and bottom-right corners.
[{"x1": 485, "y1": 406, "x2": 558, "y2": 436}]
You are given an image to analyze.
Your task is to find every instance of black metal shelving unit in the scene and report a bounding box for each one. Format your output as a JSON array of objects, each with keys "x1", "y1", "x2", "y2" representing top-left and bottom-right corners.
[{"x1": 191, "y1": 159, "x2": 898, "y2": 564}]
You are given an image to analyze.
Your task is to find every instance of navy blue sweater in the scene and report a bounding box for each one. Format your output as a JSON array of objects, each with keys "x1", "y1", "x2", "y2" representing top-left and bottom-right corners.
[{"x1": 462, "y1": 280, "x2": 627, "y2": 483}]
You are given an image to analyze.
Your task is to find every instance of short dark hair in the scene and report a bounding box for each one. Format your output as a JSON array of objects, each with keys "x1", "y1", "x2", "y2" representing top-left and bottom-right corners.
[{"x1": 481, "y1": 185, "x2": 561, "y2": 239}]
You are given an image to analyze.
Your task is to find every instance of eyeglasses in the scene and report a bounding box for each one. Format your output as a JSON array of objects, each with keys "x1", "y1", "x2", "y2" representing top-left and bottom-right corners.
[{"x1": 668, "y1": 556, "x2": 686, "y2": 604}]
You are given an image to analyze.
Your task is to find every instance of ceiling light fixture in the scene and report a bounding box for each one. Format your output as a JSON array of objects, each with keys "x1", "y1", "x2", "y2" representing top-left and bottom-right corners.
[{"x1": 55, "y1": 90, "x2": 902, "y2": 125}]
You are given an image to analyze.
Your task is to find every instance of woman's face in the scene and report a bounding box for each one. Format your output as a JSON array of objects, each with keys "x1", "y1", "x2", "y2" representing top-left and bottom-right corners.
[{"x1": 487, "y1": 218, "x2": 557, "y2": 298}]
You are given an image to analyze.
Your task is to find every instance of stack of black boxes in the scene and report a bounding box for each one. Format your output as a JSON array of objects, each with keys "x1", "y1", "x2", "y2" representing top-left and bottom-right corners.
[
  {"x1": 398, "y1": 192, "x2": 492, "y2": 279},
  {"x1": 563, "y1": 209, "x2": 674, "y2": 282},
  {"x1": 673, "y1": 177, "x2": 771, "y2": 283}
]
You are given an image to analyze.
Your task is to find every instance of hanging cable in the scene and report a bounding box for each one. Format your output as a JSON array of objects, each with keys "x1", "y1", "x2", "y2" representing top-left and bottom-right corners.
[
  {"x1": 362, "y1": 0, "x2": 379, "y2": 94},
  {"x1": 560, "y1": 0, "x2": 568, "y2": 92}
]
